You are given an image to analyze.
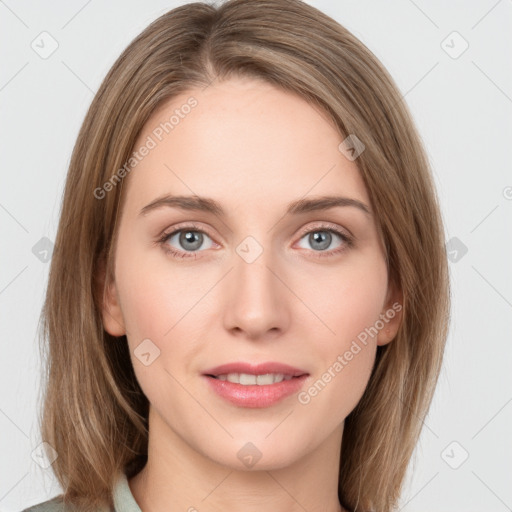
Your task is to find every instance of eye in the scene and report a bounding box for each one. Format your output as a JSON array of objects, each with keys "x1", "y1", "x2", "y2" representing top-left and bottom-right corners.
[
  {"x1": 158, "y1": 223, "x2": 354, "y2": 260},
  {"x1": 296, "y1": 225, "x2": 353, "y2": 257},
  {"x1": 158, "y1": 223, "x2": 215, "y2": 259}
]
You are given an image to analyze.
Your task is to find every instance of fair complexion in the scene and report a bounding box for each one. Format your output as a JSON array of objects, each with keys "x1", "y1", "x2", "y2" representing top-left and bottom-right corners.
[{"x1": 102, "y1": 76, "x2": 402, "y2": 512}]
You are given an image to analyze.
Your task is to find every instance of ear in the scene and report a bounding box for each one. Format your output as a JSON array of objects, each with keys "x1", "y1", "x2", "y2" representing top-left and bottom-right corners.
[
  {"x1": 97, "y1": 257, "x2": 126, "y2": 337},
  {"x1": 376, "y1": 278, "x2": 403, "y2": 346}
]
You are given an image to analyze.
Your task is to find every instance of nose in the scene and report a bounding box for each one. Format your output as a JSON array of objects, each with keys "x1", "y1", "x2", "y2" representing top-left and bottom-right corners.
[{"x1": 222, "y1": 243, "x2": 290, "y2": 340}]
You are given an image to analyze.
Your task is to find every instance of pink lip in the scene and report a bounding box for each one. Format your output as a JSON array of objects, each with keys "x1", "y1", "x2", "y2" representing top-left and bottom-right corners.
[
  {"x1": 202, "y1": 361, "x2": 308, "y2": 377},
  {"x1": 202, "y1": 361, "x2": 309, "y2": 408}
]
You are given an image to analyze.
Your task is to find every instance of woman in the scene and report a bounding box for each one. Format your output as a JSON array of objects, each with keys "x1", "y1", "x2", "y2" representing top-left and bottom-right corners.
[{"x1": 23, "y1": 0, "x2": 450, "y2": 511}]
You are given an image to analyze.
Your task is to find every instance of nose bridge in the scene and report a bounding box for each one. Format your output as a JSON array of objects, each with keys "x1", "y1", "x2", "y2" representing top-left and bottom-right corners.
[{"x1": 223, "y1": 233, "x2": 289, "y2": 336}]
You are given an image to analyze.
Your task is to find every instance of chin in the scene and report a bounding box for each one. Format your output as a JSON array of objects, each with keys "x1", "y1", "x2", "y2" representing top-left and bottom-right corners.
[{"x1": 200, "y1": 434, "x2": 307, "y2": 472}]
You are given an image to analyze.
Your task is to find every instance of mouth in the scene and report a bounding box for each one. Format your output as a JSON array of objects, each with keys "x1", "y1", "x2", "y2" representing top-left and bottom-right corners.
[
  {"x1": 202, "y1": 361, "x2": 309, "y2": 383},
  {"x1": 201, "y1": 362, "x2": 309, "y2": 408},
  {"x1": 205, "y1": 373, "x2": 302, "y2": 385}
]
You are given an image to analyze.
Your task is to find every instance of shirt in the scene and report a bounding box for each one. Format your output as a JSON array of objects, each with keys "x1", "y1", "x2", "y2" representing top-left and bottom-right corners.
[{"x1": 21, "y1": 472, "x2": 142, "y2": 512}]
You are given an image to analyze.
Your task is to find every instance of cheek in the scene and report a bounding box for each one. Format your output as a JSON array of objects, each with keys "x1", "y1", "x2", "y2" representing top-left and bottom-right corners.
[
  {"x1": 118, "y1": 273, "x2": 173, "y2": 340},
  {"x1": 114, "y1": 242, "x2": 211, "y2": 387},
  {"x1": 307, "y1": 254, "x2": 388, "y2": 346},
  {"x1": 114, "y1": 230, "x2": 191, "y2": 339},
  {"x1": 114, "y1": 252, "x2": 195, "y2": 407},
  {"x1": 297, "y1": 255, "x2": 387, "y2": 408}
]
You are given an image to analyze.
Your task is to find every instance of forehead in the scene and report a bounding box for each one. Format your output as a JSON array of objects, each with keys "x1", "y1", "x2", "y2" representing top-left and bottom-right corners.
[{"x1": 123, "y1": 76, "x2": 370, "y2": 214}]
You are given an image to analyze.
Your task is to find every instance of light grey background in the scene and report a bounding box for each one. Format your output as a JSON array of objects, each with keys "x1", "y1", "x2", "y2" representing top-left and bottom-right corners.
[{"x1": 1, "y1": 1, "x2": 511, "y2": 510}]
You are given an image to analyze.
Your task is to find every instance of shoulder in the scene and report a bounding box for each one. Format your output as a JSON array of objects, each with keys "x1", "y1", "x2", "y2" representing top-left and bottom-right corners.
[
  {"x1": 21, "y1": 493, "x2": 115, "y2": 512},
  {"x1": 21, "y1": 470, "x2": 130, "y2": 512},
  {"x1": 21, "y1": 495, "x2": 83, "y2": 512},
  {"x1": 20, "y1": 496, "x2": 66, "y2": 512}
]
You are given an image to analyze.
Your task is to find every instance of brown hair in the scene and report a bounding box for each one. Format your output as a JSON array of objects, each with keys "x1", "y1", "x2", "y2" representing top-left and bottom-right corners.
[{"x1": 37, "y1": 1, "x2": 450, "y2": 510}]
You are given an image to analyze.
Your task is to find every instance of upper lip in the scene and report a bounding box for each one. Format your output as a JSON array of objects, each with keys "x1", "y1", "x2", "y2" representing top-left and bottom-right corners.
[{"x1": 203, "y1": 362, "x2": 309, "y2": 378}]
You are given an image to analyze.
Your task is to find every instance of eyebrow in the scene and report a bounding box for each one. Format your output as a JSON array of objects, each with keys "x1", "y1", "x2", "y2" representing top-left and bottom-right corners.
[{"x1": 139, "y1": 194, "x2": 371, "y2": 217}]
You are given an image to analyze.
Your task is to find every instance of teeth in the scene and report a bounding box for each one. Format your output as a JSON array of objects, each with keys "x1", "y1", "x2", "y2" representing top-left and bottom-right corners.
[
  {"x1": 216, "y1": 373, "x2": 294, "y2": 385},
  {"x1": 257, "y1": 374, "x2": 276, "y2": 385}
]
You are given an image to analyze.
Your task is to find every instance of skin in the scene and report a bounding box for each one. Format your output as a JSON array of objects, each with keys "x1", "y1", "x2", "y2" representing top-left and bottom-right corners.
[{"x1": 101, "y1": 75, "x2": 402, "y2": 512}]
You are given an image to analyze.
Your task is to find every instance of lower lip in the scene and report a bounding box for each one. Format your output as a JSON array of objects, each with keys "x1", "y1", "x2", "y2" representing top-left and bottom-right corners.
[{"x1": 203, "y1": 375, "x2": 309, "y2": 408}]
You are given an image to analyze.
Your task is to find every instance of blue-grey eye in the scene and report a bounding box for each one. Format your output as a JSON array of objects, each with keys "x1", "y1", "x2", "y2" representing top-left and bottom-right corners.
[
  {"x1": 166, "y1": 230, "x2": 214, "y2": 252},
  {"x1": 297, "y1": 230, "x2": 345, "y2": 252}
]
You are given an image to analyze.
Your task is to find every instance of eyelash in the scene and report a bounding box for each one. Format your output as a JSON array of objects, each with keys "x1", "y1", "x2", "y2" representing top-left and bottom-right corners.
[{"x1": 157, "y1": 222, "x2": 354, "y2": 260}]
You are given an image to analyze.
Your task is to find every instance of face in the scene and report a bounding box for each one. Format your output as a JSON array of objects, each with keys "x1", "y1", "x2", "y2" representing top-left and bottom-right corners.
[{"x1": 101, "y1": 76, "x2": 402, "y2": 470}]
